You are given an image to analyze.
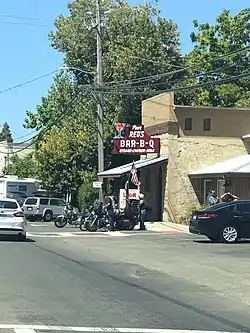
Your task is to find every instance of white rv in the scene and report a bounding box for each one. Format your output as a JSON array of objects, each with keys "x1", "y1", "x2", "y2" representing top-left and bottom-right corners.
[{"x1": 0, "y1": 176, "x2": 42, "y2": 203}]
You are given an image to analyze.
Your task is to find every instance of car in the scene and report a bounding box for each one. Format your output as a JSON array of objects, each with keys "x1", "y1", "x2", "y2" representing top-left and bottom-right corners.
[
  {"x1": 189, "y1": 200, "x2": 250, "y2": 243},
  {"x1": 22, "y1": 197, "x2": 77, "y2": 222},
  {"x1": 0, "y1": 198, "x2": 27, "y2": 241}
]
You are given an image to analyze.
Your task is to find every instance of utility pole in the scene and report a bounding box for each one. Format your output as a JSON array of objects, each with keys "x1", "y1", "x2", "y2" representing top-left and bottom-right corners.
[{"x1": 96, "y1": 0, "x2": 104, "y2": 200}]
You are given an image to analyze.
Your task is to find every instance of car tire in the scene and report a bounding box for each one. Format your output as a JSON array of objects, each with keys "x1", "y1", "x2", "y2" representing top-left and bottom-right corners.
[
  {"x1": 220, "y1": 225, "x2": 238, "y2": 244},
  {"x1": 43, "y1": 210, "x2": 53, "y2": 222}
]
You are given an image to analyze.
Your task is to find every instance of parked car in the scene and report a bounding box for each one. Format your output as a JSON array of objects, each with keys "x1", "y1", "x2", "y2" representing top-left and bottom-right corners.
[
  {"x1": 189, "y1": 200, "x2": 250, "y2": 243},
  {"x1": 22, "y1": 197, "x2": 68, "y2": 222},
  {"x1": 0, "y1": 198, "x2": 27, "y2": 241}
]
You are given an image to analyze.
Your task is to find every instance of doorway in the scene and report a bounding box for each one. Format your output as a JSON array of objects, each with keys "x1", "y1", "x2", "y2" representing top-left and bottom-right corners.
[{"x1": 158, "y1": 166, "x2": 163, "y2": 220}]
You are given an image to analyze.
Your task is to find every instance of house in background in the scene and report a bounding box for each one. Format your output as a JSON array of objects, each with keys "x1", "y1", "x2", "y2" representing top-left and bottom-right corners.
[
  {"x1": 0, "y1": 141, "x2": 34, "y2": 174},
  {"x1": 99, "y1": 92, "x2": 250, "y2": 223},
  {"x1": 143, "y1": 92, "x2": 250, "y2": 222}
]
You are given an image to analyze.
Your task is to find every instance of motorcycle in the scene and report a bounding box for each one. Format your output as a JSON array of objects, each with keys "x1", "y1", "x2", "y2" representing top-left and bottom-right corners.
[
  {"x1": 54, "y1": 203, "x2": 89, "y2": 228},
  {"x1": 80, "y1": 201, "x2": 139, "y2": 232}
]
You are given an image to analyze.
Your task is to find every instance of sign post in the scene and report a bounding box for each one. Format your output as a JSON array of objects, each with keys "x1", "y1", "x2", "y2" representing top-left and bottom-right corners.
[{"x1": 93, "y1": 181, "x2": 103, "y2": 189}]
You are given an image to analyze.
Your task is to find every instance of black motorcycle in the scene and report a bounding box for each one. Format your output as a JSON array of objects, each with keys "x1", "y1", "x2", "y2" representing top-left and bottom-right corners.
[
  {"x1": 54, "y1": 203, "x2": 89, "y2": 228},
  {"x1": 81, "y1": 201, "x2": 139, "y2": 232}
]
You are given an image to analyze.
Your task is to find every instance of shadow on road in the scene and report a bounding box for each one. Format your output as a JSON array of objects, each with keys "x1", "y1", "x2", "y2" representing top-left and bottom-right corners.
[
  {"x1": 0, "y1": 237, "x2": 35, "y2": 243},
  {"x1": 194, "y1": 239, "x2": 250, "y2": 244}
]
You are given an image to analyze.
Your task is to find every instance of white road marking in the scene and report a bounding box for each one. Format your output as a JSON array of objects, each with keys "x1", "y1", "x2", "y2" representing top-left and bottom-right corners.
[
  {"x1": 108, "y1": 231, "x2": 131, "y2": 237},
  {"x1": 0, "y1": 326, "x2": 239, "y2": 332},
  {"x1": 14, "y1": 329, "x2": 36, "y2": 333}
]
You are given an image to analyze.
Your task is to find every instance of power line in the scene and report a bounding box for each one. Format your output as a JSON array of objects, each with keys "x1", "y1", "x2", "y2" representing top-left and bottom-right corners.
[
  {"x1": 0, "y1": 13, "x2": 51, "y2": 22},
  {"x1": 1, "y1": 88, "x2": 90, "y2": 155},
  {"x1": 96, "y1": 72, "x2": 250, "y2": 96},
  {"x1": 99, "y1": 61, "x2": 247, "y2": 93},
  {"x1": 0, "y1": 70, "x2": 58, "y2": 95},
  {"x1": 102, "y1": 46, "x2": 250, "y2": 87},
  {"x1": 0, "y1": 21, "x2": 49, "y2": 27}
]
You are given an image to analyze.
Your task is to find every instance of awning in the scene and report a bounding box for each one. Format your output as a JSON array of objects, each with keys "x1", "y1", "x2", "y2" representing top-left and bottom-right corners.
[
  {"x1": 98, "y1": 156, "x2": 168, "y2": 178},
  {"x1": 189, "y1": 154, "x2": 250, "y2": 177}
]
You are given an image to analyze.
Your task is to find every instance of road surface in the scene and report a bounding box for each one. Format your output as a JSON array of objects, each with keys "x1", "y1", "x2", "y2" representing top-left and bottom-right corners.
[{"x1": 0, "y1": 222, "x2": 250, "y2": 332}]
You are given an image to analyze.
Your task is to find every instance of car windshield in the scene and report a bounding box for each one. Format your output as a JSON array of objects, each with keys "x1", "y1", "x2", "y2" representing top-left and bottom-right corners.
[{"x1": 0, "y1": 201, "x2": 18, "y2": 209}]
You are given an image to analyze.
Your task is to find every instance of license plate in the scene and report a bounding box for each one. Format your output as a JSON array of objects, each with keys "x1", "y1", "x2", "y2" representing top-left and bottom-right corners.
[
  {"x1": 193, "y1": 215, "x2": 197, "y2": 220},
  {"x1": 27, "y1": 207, "x2": 33, "y2": 211}
]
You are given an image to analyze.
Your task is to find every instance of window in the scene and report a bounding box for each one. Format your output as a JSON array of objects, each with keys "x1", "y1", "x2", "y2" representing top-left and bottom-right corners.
[
  {"x1": 25, "y1": 198, "x2": 37, "y2": 205},
  {"x1": 236, "y1": 203, "x2": 250, "y2": 213},
  {"x1": 203, "y1": 118, "x2": 211, "y2": 131},
  {"x1": 50, "y1": 199, "x2": 66, "y2": 206},
  {"x1": 19, "y1": 185, "x2": 27, "y2": 192},
  {"x1": 184, "y1": 118, "x2": 192, "y2": 130},
  {"x1": 0, "y1": 201, "x2": 18, "y2": 209},
  {"x1": 40, "y1": 198, "x2": 49, "y2": 205}
]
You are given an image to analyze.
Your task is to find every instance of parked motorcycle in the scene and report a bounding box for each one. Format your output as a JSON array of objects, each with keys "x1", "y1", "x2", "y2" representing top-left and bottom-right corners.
[
  {"x1": 54, "y1": 203, "x2": 89, "y2": 228},
  {"x1": 80, "y1": 201, "x2": 139, "y2": 232}
]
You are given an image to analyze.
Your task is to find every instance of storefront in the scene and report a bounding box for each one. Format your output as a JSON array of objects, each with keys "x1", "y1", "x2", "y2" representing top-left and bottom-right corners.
[
  {"x1": 98, "y1": 156, "x2": 168, "y2": 221},
  {"x1": 189, "y1": 154, "x2": 250, "y2": 203}
]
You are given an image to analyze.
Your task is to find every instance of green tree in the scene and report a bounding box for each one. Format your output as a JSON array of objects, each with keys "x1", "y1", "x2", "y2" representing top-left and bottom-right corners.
[
  {"x1": 0, "y1": 122, "x2": 13, "y2": 143},
  {"x1": 4, "y1": 153, "x2": 37, "y2": 178},
  {"x1": 177, "y1": 9, "x2": 250, "y2": 107},
  {"x1": 77, "y1": 171, "x2": 99, "y2": 210},
  {"x1": 24, "y1": 0, "x2": 183, "y2": 165},
  {"x1": 34, "y1": 126, "x2": 96, "y2": 196}
]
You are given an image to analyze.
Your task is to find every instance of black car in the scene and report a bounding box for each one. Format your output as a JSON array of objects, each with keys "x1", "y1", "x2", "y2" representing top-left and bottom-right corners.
[{"x1": 189, "y1": 200, "x2": 250, "y2": 243}]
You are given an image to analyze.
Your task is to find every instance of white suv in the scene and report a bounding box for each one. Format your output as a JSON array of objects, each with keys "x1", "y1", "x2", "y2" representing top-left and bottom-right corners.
[{"x1": 22, "y1": 197, "x2": 67, "y2": 222}]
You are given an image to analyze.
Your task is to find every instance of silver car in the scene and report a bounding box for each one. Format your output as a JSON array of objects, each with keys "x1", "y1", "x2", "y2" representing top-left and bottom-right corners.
[{"x1": 0, "y1": 198, "x2": 27, "y2": 241}]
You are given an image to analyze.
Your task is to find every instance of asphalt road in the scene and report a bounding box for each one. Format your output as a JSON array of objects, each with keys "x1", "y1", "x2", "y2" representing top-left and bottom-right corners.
[{"x1": 1, "y1": 222, "x2": 250, "y2": 332}]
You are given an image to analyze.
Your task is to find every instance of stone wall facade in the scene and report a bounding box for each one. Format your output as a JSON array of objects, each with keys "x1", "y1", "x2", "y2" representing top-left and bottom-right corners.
[{"x1": 159, "y1": 134, "x2": 247, "y2": 222}]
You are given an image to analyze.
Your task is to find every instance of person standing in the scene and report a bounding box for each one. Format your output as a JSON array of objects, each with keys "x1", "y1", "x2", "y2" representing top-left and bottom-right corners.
[
  {"x1": 208, "y1": 190, "x2": 219, "y2": 206},
  {"x1": 138, "y1": 193, "x2": 147, "y2": 230},
  {"x1": 103, "y1": 194, "x2": 116, "y2": 231}
]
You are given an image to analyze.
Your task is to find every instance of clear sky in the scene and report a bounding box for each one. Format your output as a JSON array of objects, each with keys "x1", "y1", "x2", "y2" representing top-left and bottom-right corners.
[{"x1": 0, "y1": 0, "x2": 248, "y2": 140}]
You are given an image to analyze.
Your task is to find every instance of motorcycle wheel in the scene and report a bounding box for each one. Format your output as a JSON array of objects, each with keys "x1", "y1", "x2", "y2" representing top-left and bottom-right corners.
[
  {"x1": 86, "y1": 218, "x2": 98, "y2": 232},
  {"x1": 54, "y1": 216, "x2": 67, "y2": 228}
]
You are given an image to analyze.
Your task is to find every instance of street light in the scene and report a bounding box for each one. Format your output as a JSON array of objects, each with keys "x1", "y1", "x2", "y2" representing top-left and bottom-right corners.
[{"x1": 59, "y1": 66, "x2": 93, "y2": 76}]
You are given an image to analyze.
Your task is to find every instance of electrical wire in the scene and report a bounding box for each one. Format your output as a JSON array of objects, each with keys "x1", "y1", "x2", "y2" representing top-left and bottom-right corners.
[
  {"x1": 0, "y1": 88, "x2": 88, "y2": 155},
  {"x1": 0, "y1": 70, "x2": 59, "y2": 95},
  {"x1": 99, "y1": 61, "x2": 250, "y2": 92},
  {"x1": 0, "y1": 13, "x2": 50, "y2": 22},
  {"x1": 96, "y1": 72, "x2": 250, "y2": 96},
  {"x1": 0, "y1": 21, "x2": 49, "y2": 27},
  {"x1": 102, "y1": 46, "x2": 250, "y2": 87}
]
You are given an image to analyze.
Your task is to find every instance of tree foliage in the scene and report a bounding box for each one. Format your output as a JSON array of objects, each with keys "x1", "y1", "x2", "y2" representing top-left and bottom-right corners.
[
  {"x1": 177, "y1": 9, "x2": 250, "y2": 107},
  {"x1": 0, "y1": 122, "x2": 13, "y2": 143},
  {"x1": 22, "y1": 0, "x2": 184, "y2": 197},
  {"x1": 4, "y1": 153, "x2": 37, "y2": 178},
  {"x1": 47, "y1": 0, "x2": 183, "y2": 132},
  {"x1": 77, "y1": 171, "x2": 99, "y2": 210},
  {"x1": 34, "y1": 125, "x2": 96, "y2": 194}
]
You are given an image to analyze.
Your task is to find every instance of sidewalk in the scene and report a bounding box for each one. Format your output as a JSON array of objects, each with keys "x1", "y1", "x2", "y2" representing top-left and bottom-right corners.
[{"x1": 145, "y1": 221, "x2": 189, "y2": 233}]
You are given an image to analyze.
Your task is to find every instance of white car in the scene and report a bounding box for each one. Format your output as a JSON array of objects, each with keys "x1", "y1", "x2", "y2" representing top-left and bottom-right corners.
[{"x1": 0, "y1": 198, "x2": 27, "y2": 241}]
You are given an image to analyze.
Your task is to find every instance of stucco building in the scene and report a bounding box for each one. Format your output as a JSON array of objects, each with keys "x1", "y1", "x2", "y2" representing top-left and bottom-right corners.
[{"x1": 99, "y1": 92, "x2": 250, "y2": 223}]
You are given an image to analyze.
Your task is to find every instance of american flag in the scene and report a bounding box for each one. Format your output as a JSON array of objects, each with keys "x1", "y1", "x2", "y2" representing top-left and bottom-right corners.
[{"x1": 130, "y1": 162, "x2": 140, "y2": 186}]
